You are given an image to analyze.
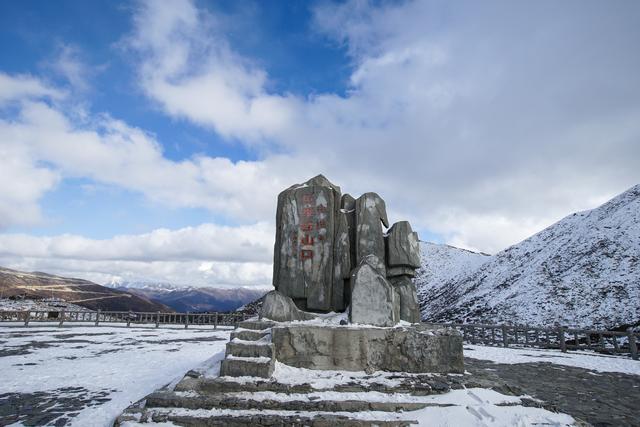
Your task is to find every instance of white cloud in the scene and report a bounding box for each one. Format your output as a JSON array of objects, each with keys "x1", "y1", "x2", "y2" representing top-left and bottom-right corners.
[
  {"x1": 0, "y1": 72, "x2": 64, "y2": 104},
  {"x1": 49, "y1": 44, "x2": 92, "y2": 92},
  {"x1": 0, "y1": 222, "x2": 274, "y2": 287},
  {"x1": 0, "y1": 222, "x2": 272, "y2": 262},
  {"x1": 0, "y1": 94, "x2": 300, "y2": 225},
  {"x1": 127, "y1": 0, "x2": 298, "y2": 142},
  {"x1": 0, "y1": 256, "x2": 271, "y2": 288}
]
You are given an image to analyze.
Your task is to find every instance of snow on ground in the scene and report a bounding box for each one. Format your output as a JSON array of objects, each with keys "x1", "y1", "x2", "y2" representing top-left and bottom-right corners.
[
  {"x1": 0, "y1": 324, "x2": 230, "y2": 426},
  {"x1": 200, "y1": 360, "x2": 575, "y2": 426},
  {"x1": 0, "y1": 298, "x2": 90, "y2": 312},
  {"x1": 465, "y1": 344, "x2": 640, "y2": 376}
]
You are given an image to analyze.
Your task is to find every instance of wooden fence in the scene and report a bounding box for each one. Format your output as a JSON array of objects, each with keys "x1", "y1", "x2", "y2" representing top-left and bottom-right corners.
[
  {"x1": 0, "y1": 310, "x2": 247, "y2": 329},
  {"x1": 429, "y1": 322, "x2": 639, "y2": 360}
]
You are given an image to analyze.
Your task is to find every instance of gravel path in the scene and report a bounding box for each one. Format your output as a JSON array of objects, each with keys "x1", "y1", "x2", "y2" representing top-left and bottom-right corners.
[{"x1": 465, "y1": 357, "x2": 640, "y2": 427}]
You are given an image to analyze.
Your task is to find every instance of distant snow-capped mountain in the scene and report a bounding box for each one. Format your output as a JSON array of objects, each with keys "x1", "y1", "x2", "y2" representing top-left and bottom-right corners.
[
  {"x1": 107, "y1": 281, "x2": 268, "y2": 313},
  {"x1": 417, "y1": 184, "x2": 640, "y2": 329}
]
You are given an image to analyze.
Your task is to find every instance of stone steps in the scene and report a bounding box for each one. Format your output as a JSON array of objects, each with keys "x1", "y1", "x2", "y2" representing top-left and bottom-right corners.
[
  {"x1": 218, "y1": 318, "x2": 277, "y2": 379},
  {"x1": 229, "y1": 329, "x2": 270, "y2": 342},
  {"x1": 225, "y1": 341, "x2": 273, "y2": 358},
  {"x1": 219, "y1": 356, "x2": 275, "y2": 378},
  {"x1": 134, "y1": 406, "x2": 417, "y2": 427},
  {"x1": 236, "y1": 320, "x2": 275, "y2": 330},
  {"x1": 144, "y1": 390, "x2": 435, "y2": 413},
  {"x1": 181, "y1": 376, "x2": 448, "y2": 396}
]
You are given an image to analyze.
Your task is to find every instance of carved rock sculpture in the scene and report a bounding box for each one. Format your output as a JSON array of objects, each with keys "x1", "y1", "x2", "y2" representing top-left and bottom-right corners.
[{"x1": 266, "y1": 174, "x2": 422, "y2": 325}]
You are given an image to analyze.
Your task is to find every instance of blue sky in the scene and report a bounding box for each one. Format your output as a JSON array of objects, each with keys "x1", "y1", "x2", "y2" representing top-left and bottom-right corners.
[
  {"x1": 0, "y1": 0, "x2": 351, "y2": 237},
  {"x1": 0, "y1": 0, "x2": 639, "y2": 287}
]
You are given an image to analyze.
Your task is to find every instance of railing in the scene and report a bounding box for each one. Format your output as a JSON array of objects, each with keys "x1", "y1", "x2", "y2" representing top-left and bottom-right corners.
[
  {"x1": 428, "y1": 322, "x2": 639, "y2": 360},
  {"x1": 0, "y1": 310, "x2": 249, "y2": 329}
]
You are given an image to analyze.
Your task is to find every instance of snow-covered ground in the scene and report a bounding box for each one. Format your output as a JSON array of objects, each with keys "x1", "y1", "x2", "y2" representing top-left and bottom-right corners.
[
  {"x1": 0, "y1": 298, "x2": 91, "y2": 312},
  {"x1": 0, "y1": 325, "x2": 230, "y2": 426},
  {"x1": 465, "y1": 344, "x2": 640, "y2": 376},
  {"x1": 3, "y1": 325, "x2": 639, "y2": 427}
]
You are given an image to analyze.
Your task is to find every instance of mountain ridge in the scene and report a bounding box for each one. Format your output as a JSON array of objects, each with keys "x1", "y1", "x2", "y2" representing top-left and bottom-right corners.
[
  {"x1": 418, "y1": 184, "x2": 640, "y2": 329},
  {"x1": 0, "y1": 267, "x2": 172, "y2": 312}
]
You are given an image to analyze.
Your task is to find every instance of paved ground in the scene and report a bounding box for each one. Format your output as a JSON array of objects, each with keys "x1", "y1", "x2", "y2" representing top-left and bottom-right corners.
[{"x1": 465, "y1": 358, "x2": 640, "y2": 427}]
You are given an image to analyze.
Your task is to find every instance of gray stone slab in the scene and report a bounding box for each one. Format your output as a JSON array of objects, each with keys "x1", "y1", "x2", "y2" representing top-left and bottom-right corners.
[
  {"x1": 260, "y1": 290, "x2": 317, "y2": 322},
  {"x1": 355, "y1": 192, "x2": 389, "y2": 275},
  {"x1": 392, "y1": 276, "x2": 421, "y2": 323},
  {"x1": 272, "y1": 175, "x2": 341, "y2": 312},
  {"x1": 349, "y1": 256, "x2": 397, "y2": 327},
  {"x1": 237, "y1": 320, "x2": 275, "y2": 331},
  {"x1": 226, "y1": 342, "x2": 273, "y2": 358},
  {"x1": 230, "y1": 329, "x2": 270, "y2": 342},
  {"x1": 219, "y1": 358, "x2": 274, "y2": 378},
  {"x1": 332, "y1": 210, "x2": 351, "y2": 311},
  {"x1": 386, "y1": 221, "x2": 420, "y2": 268},
  {"x1": 272, "y1": 324, "x2": 464, "y2": 374}
]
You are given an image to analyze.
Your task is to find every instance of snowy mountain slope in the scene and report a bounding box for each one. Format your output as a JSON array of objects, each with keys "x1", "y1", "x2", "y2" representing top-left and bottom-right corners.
[
  {"x1": 0, "y1": 267, "x2": 171, "y2": 312},
  {"x1": 420, "y1": 184, "x2": 640, "y2": 329},
  {"x1": 414, "y1": 242, "x2": 491, "y2": 295}
]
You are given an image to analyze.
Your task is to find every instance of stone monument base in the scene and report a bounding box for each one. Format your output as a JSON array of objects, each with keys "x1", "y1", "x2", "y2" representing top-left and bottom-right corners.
[{"x1": 272, "y1": 323, "x2": 464, "y2": 374}]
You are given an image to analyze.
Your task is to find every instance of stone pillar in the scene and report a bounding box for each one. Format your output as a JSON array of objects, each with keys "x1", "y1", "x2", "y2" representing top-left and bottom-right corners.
[
  {"x1": 272, "y1": 175, "x2": 342, "y2": 312},
  {"x1": 355, "y1": 192, "x2": 389, "y2": 275},
  {"x1": 385, "y1": 221, "x2": 421, "y2": 323}
]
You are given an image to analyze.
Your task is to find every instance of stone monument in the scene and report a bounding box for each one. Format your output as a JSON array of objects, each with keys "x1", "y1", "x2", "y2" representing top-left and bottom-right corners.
[
  {"x1": 253, "y1": 175, "x2": 462, "y2": 375},
  {"x1": 115, "y1": 175, "x2": 465, "y2": 426},
  {"x1": 266, "y1": 174, "x2": 422, "y2": 325}
]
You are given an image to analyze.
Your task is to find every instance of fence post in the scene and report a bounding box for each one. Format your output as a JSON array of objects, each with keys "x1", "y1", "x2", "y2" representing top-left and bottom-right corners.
[
  {"x1": 24, "y1": 311, "x2": 30, "y2": 327},
  {"x1": 214, "y1": 313, "x2": 218, "y2": 330},
  {"x1": 95, "y1": 309, "x2": 101, "y2": 326},
  {"x1": 127, "y1": 311, "x2": 132, "y2": 328},
  {"x1": 185, "y1": 312, "x2": 189, "y2": 329},
  {"x1": 156, "y1": 311, "x2": 160, "y2": 328},
  {"x1": 628, "y1": 328, "x2": 638, "y2": 360},
  {"x1": 58, "y1": 311, "x2": 65, "y2": 327},
  {"x1": 502, "y1": 325, "x2": 508, "y2": 347},
  {"x1": 558, "y1": 326, "x2": 567, "y2": 352}
]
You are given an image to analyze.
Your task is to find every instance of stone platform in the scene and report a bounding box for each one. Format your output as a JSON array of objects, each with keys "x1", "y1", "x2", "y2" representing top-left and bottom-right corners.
[{"x1": 272, "y1": 323, "x2": 463, "y2": 374}]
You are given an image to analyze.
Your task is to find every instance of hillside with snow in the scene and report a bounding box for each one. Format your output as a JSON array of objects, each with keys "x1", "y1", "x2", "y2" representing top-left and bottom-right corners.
[
  {"x1": 415, "y1": 242, "x2": 490, "y2": 293},
  {"x1": 0, "y1": 267, "x2": 171, "y2": 312},
  {"x1": 419, "y1": 184, "x2": 640, "y2": 329}
]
